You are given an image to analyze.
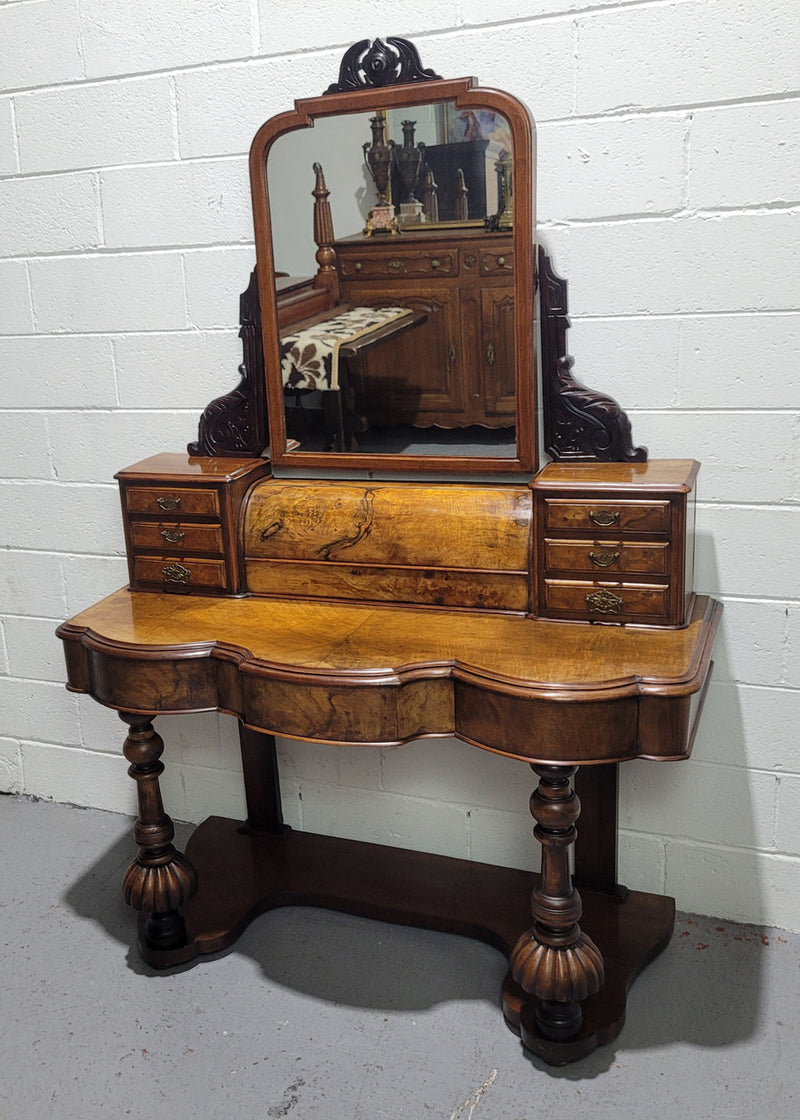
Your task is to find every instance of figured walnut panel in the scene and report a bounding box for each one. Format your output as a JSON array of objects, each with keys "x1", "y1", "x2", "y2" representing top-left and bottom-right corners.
[
  {"x1": 57, "y1": 591, "x2": 722, "y2": 763},
  {"x1": 245, "y1": 558, "x2": 528, "y2": 611},
  {"x1": 244, "y1": 479, "x2": 532, "y2": 571}
]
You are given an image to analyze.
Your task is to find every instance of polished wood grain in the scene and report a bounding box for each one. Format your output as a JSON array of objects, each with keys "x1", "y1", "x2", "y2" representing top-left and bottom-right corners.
[
  {"x1": 117, "y1": 453, "x2": 271, "y2": 596},
  {"x1": 243, "y1": 477, "x2": 531, "y2": 610},
  {"x1": 533, "y1": 459, "x2": 698, "y2": 627},
  {"x1": 58, "y1": 589, "x2": 721, "y2": 762},
  {"x1": 244, "y1": 479, "x2": 531, "y2": 568}
]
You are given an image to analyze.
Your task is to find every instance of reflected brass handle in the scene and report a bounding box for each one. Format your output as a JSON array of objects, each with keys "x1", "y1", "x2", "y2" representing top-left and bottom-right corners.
[
  {"x1": 161, "y1": 529, "x2": 186, "y2": 544},
  {"x1": 157, "y1": 495, "x2": 181, "y2": 512},
  {"x1": 586, "y1": 589, "x2": 624, "y2": 614},
  {"x1": 589, "y1": 509, "x2": 620, "y2": 527},
  {"x1": 486, "y1": 342, "x2": 495, "y2": 366},
  {"x1": 162, "y1": 562, "x2": 191, "y2": 585},
  {"x1": 589, "y1": 549, "x2": 620, "y2": 568}
]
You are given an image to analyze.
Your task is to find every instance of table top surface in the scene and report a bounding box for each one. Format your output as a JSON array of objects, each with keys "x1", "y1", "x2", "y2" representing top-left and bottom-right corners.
[{"x1": 62, "y1": 589, "x2": 721, "y2": 701}]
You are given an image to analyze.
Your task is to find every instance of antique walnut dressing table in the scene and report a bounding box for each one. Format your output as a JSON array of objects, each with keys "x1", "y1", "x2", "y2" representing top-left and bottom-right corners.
[{"x1": 57, "y1": 39, "x2": 721, "y2": 1066}]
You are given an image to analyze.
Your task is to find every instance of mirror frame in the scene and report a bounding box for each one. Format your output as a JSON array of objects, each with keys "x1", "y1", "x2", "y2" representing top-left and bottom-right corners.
[{"x1": 249, "y1": 56, "x2": 537, "y2": 474}]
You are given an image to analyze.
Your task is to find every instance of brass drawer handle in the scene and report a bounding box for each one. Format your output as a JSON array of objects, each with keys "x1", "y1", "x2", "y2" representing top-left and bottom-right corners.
[
  {"x1": 431, "y1": 258, "x2": 441, "y2": 269},
  {"x1": 157, "y1": 495, "x2": 181, "y2": 512},
  {"x1": 497, "y1": 255, "x2": 506, "y2": 266},
  {"x1": 161, "y1": 528, "x2": 186, "y2": 544},
  {"x1": 354, "y1": 261, "x2": 362, "y2": 271},
  {"x1": 589, "y1": 509, "x2": 619, "y2": 527},
  {"x1": 387, "y1": 259, "x2": 404, "y2": 270},
  {"x1": 162, "y1": 562, "x2": 191, "y2": 585},
  {"x1": 586, "y1": 589, "x2": 624, "y2": 614},
  {"x1": 589, "y1": 549, "x2": 620, "y2": 568}
]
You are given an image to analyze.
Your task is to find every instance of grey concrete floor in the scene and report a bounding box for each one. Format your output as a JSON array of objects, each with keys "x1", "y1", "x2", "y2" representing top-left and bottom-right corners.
[{"x1": 1, "y1": 795, "x2": 798, "y2": 1120}]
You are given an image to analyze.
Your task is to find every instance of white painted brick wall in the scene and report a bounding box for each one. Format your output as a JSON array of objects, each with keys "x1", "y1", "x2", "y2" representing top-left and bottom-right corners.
[{"x1": 2, "y1": 0, "x2": 799, "y2": 930}]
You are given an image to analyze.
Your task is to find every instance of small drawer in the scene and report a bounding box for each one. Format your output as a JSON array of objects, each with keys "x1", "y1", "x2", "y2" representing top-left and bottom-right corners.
[
  {"x1": 543, "y1": 539, "x2": 670, "y2": 576},
  {"x1": 126, "y1": 486, "x2": 220, "y2": 518},
  {"x1": 543, "y1": 499, "x2": 671, "y2": 534},
  {"x1": 480, "y1": 249, "x2": 513, "y2": 275},
  {"x1": 337, "y1": 250, "x2": 458, "y2": 280},
  {"x1": 544, "y1": 579, "x2": 669, "y2": 621},
  {"x1": 133, "y1": 556, "x2": 228, "y2": 590},
  {"x1": 129, "y1": 521, "x2": 225, "y2": 554}
]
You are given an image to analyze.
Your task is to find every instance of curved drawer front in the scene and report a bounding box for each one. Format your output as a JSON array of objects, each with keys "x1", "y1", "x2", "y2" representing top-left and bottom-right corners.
[{"x1": 243, "y1": 478, "x2": 532, "y2": 611}]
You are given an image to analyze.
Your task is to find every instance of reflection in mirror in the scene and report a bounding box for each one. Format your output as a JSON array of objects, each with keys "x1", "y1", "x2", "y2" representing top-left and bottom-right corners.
[{"x1": 267, "y1": 104, "x2": 516, "y2": 457}]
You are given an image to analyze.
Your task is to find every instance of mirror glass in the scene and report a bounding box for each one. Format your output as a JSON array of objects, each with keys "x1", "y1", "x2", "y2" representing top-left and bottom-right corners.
[{"x1": 266, "y1": 102, "x2": 517, "y2": 458}]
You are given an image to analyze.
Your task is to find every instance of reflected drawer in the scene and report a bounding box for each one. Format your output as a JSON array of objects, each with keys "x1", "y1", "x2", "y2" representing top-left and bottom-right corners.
[
  {"x1": 129, "y1": 521, "x2": 224, "y2": 554},
  {"x1": 133, "y1": 556, "x2": 228, "y2": 590},
  {"x1": 480, "y1": 249, "x2": 513, "y2": 275},
  {"x1": 543, "y1": 539, "x2": 669, "y2": 576},
  {"x1": 337, "y1": 249, "x2": 458, "y2": 280},
  {"x1": 543, "y1": 499, "x2": 670, "y2": 534},
  {"x1": 126, "y1": 486, "x2": 220, "y2": 518},
  {"x1": 543, "y1": 579, "x2": 669, "y2": 621}
]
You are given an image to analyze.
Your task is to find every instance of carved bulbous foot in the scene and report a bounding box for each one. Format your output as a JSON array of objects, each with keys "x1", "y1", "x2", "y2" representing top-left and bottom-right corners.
[
  {"x1": 512, "y1": 764, "x2": 605, "y2": 1042},
  {"x1": 120, "y1": 713, "x2": 198, "y2": 950}
]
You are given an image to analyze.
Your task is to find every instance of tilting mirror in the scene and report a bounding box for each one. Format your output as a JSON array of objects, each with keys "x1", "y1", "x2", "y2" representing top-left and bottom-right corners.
[{"x1": 249, "y1": 39, "x2": 536, "y2": 472}]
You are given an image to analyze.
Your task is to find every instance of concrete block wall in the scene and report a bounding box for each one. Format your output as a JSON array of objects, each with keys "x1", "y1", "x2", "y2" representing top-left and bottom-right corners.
[{"x1": 1, "y1": 0, "x2": 798, "y2": 929}]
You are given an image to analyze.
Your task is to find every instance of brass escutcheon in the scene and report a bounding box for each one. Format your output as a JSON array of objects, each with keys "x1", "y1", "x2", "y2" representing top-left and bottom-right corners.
[
  {"x1": 486, "y1": 342, "x2": 496, "y2": 366},
  {"x1": 589, "y1": 549, "x2": 620, "y2": 568},
  {"x1": 589, "y1": 509, "x2": 620, "y2": 527},
  {"x1": 162, "y1": 562, "x2": 191, "y2": 585},
  {"x1": 157, "y1": 495, "x2": 181, "y2": 512},
  {"x1": 161, "y1": 528, "x2": 186, "y2": 544},
  {"x1": 586, "y1": 589, "x2": 624, "y2": 614}
]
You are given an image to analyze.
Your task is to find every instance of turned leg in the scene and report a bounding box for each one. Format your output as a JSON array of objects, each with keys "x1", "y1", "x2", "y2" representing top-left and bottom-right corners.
[
  {"x1": 510, "y1": 764, "x2": 604, "y2": 1042},
  {"x1": 120, "y1": 712, "x2": 198, "y2": 951}
]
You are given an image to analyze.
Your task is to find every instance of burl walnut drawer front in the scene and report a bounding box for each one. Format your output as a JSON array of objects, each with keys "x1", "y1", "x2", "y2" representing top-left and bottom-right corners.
[
  {"x1": 129, "y1": 522, "x2": 225, "y2": 554},
  {"x1": 125, "y1": 485, "x2": 221, "y2": 519},
  {"x1": 544, "y1": 579, "x2": 670, "y2": 621},
  {"x1": 133, "y1": 556, "x2": 228, "y2": 591},
  {"x1": 544, "y1": 499, "x2": 671, "y2": 534},
  {"x1": 337, "y1": 249, "x2": 458, "y2": 280},
  {"x1": 543, "y1": 540, "x2": 670, "y2": 576}
]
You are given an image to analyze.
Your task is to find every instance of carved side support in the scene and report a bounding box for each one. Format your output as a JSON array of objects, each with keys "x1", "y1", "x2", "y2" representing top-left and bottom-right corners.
[
  {"x1": 188, "y1": 268, "x2": 268, "y2": 457},
  {"x1": 510, "y1": 765, "x2": 604, "y2": 1042},
  {"x1": 538, "y1": 245, "x2": 647, "y2": 463},
  {"x1": 120, "y1": 713, "x2": 198, "y2": 951}
]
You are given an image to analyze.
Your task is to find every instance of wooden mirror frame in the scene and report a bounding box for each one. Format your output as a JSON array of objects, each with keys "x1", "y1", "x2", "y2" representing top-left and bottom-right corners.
[{"x1": 249, "y1": 52, "x2": 537, "y2": 474}]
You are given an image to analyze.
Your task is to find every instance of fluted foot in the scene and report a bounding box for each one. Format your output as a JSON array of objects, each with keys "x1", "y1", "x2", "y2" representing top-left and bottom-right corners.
[{"x1": 510, "y1": 927, "x2": 605, "y2": 1004}]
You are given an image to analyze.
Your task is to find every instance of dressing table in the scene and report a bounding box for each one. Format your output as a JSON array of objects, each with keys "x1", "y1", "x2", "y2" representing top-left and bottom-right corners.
[{"x1": 57, "y1": 38, "x2": 721, "y2": 1066}]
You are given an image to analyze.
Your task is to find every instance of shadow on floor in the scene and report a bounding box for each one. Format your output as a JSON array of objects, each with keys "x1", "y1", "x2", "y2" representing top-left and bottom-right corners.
[{"x1": 62, "y1": 818, "x2": 765, "y2": 1076}]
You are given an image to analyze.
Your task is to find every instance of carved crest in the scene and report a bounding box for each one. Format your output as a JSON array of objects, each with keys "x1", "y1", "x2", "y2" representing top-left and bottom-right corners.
[{"x1": 325, "y1": 37, "x2": 441, "y2": 94}]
